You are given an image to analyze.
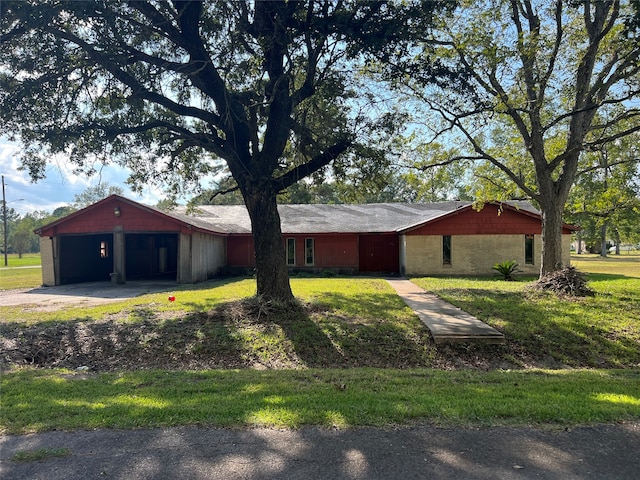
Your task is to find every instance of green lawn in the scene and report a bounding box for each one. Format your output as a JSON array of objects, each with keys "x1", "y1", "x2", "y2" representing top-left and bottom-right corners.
[
  {"x1": 1, "y1": 253, "x2": 639, "y2": 434},
  {"x1": 0, "y1": 254, "x2": 42, "y2": 289},
  {"x1": 0, "y1": 253, "x2": 41, "y2": 268},
  {"x1": 2, "y1": 368, "x2": 638, "y2": 434},
  {"x1": 0, "y1": 266, "x2": 42, "y2": 289},
  {"x1": 410, "y1": 274, "x2": 639, "y2": 369},
  {"x1": 572, "y1": 253, "x2": 640, "y2": 277}
]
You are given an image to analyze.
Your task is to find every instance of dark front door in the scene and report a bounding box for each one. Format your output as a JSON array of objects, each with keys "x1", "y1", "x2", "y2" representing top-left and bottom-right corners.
[{"x1": 359, "y1": 234, "x2": 399, "y2": 273}]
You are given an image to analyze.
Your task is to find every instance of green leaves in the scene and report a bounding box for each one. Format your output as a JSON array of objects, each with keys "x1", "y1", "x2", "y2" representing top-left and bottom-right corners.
[{"x1": 492, "y1": 260, "x2": 521, "y2": 281}]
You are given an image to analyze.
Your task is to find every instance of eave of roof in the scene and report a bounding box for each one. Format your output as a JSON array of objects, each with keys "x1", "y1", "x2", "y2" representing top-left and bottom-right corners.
[
  {"x1": 34, "y1": 194, "x2": 231, "y2": 236},
  {"x1": 36, "y1": 195, "x2": 577, "y2": 236},
  {"x1": 180, "y1": 201, "x2": 475, "y2": 235}
]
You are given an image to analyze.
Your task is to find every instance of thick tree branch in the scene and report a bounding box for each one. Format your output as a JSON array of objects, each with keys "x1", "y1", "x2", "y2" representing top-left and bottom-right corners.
[
  {"x1": 273, "y1": 139, "x2": 352, "y2": 192},
  {"x1": 48, "y1": 26, "x2": 222, "y2": 128},
  {"x1": 209, "y1": 183, "x2": 241, "y2": 201}
]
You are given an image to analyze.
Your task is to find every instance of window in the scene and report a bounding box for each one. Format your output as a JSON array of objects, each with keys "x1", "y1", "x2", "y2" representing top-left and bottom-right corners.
[
  {"x1": 100, "y1": 241, "x2": 109, "y2": 258},
  {"x1": 525, "y1": 234, "x2": 534, "y2": 265},
  {"x1": 305, "y1": 238, "x2": 315, "y2": 265},
  {"x1": 286, "y1": 238, "x2": 295, "y2": 265},
  {"x1": 442, "y1": 235, "x2": 451, "y2": 265}
]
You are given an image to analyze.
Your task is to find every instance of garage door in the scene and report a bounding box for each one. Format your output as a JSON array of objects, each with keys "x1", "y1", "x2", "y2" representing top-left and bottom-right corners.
[
  {"x1": 125, "y1": 233, "x2": 178, "y2": 280},
  {"x1": 59, "y1": 234, "x2": 113, "y2": 284}
]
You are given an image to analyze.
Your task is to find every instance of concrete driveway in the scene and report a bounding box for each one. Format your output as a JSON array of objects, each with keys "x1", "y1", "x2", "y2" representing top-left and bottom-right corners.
[{"x1": 0, "y1": 281, "x2": 177, "y2": 309}]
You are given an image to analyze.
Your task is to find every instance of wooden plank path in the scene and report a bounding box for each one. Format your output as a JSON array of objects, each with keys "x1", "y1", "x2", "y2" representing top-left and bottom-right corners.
[{"x1": 386, "y1": 279, "x2": 505, "y2": 344}]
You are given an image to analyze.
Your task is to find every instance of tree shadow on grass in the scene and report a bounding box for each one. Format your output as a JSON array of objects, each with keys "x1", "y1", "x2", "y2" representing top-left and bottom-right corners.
[
  {"x1": 0, "y1": 310, "x2": 250, "y2": 372},
  {"x1": 437, "y1": 287, "x2": 640, "y2": 368},
  {"x1": 0, "y1": 291, "x2": 436, "y2": 371}
]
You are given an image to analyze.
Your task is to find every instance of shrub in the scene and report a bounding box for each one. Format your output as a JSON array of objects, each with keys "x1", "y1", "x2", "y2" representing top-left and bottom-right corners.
[{"x1": 492, "y1": 260, "x2": 521, "y2": 281}]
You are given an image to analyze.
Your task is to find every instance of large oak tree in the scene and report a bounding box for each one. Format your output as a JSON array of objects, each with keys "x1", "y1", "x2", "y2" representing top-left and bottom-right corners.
[
  {"x1": 1, "y1": 0, "x2": 451, "y2": 300},
  {"x1": 393, "y1": 0, "x2": 640, "y2": 276}
]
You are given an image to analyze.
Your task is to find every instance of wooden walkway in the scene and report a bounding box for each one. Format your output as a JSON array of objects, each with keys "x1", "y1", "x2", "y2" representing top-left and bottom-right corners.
[{"x1": 386, "y1": 279, "x2": 505, "y2": 344}]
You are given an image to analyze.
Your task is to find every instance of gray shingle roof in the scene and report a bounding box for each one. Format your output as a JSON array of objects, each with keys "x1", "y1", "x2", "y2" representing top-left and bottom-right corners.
[
  {"x1": 35, "y1": 194, "x2": 543, "y2": 238},
  {"x1": 169, "y1": 201, "x2": 540, "y2": 235}
]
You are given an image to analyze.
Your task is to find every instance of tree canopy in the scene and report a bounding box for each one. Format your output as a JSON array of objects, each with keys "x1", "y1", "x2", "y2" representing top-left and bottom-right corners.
[
  {"x1": 567, "y1": 127, "x2": 640, "y2": 254},
  {"x1": 1, "y1": 0, "x2": 454, "y2": 300},
  {"x1": 387, "y1": 0, "x2": 640, "y2": 276},
  {"x1": 72, "y1": 183, "x2": 125, "y2": 209}
]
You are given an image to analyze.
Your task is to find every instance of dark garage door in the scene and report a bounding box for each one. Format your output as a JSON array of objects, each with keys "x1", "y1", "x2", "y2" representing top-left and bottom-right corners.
[
  {"x1": 59, "y1": 234, "x2": 113, "y2": 284},
  {"x1": 359, "y1": 234, "x2": 399, "y2": 274},
  {"x1": 125, "y1": 233, "x2": 178, "y2": 280}
]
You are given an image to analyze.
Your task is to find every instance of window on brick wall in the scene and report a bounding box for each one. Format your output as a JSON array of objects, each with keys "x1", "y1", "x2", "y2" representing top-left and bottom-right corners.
[
  {"x1": 443, "y1": 235, "x2": 451, "y2": 265},
  {"x1": 525, "y1": 234, "x2": 534, "y2": 265}
]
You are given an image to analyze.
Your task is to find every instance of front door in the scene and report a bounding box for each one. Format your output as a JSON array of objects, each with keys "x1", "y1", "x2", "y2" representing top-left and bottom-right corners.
[{"x1": 359, "y1": 234, "x2": 399, "y2": 273}]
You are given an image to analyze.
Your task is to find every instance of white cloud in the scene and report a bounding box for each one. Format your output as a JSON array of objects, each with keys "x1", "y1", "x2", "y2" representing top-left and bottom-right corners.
[
  {"x1": 0, "y1": 138, "x2": 164, "y2": 213},
  {"x1": 1, "y1": 136, "x2": 218, "y2": 214}
]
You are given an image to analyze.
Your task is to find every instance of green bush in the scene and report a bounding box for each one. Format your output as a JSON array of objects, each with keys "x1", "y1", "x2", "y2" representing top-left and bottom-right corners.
[{"x1": 492, "y1": 260, "x2": 521, "y2": 281}]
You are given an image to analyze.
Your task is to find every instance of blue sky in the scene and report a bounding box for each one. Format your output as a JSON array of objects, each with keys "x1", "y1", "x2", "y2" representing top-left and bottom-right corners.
[{"x1": 1, "y1": 139, "x2": 166, "y2": 216}]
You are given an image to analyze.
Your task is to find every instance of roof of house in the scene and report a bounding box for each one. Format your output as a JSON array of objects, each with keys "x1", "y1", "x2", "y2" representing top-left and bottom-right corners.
[
  {"x1": 173, "y1": 200, "x2": 542, "y2": 235},
  {"x1": 36, "y1": 194, "x2": 552, "y2": 236}
]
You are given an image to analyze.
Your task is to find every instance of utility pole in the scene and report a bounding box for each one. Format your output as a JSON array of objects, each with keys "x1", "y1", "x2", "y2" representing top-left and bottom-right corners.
[{"x1": 2, "y1": 174, "x2": 7, "y2": 267}]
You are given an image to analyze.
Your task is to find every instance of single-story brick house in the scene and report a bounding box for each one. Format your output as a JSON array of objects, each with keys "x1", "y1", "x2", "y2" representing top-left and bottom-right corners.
[{"x1": 35, "y1": 194, "x2": 576, "y2": 286}]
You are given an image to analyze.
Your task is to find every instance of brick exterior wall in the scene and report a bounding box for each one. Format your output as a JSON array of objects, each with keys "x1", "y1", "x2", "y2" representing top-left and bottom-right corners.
[
  {"x1": 39, "y1": 236, "x2": 56, "y2": 286},
  {"x1": 403, "y1": 234, "x2": 572, "y2": 276}
]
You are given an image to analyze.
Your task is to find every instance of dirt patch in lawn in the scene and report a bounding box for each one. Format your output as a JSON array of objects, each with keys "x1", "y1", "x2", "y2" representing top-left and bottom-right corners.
[
  {"x1": 1, "y1": 300, "x2": 567, "y2": 372},
  {"x1": 0, "y1": 281, "x2": 176, "y2": 310}
]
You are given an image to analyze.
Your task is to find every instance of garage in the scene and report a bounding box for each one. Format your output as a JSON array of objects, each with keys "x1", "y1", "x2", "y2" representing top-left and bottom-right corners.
[
  {"x1": 125, "y1": 233, "x2": 178, "y2": 280},
  {"x1": 36, "y1": 195, "x2": 227, "y2": 286}
]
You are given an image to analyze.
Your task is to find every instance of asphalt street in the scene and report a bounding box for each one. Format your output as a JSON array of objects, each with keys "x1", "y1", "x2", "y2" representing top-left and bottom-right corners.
[{"x1": 2, "y1": 422, "x2": 639, "y2": 479}]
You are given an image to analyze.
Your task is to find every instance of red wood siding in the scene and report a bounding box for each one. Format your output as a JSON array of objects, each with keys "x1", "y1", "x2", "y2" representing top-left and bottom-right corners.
[
  {"x1": 227, "y1": 235, "x2": 255, "y2": 267},
  {"x1": 406, "y1": 205, "x2": 544, "y2": 235},
  {"x1": 300, "y1": 234, "x2": 358, "y2": 267},
  {"x1": 226, "y1": 234, "x2": 359, "y2": 269},
  {"x1": 358, "y1": 234, "x2": 399, "y2": 273},
  {"x1": 39, "y1": 198, "x2": 185, "y2": 236}
]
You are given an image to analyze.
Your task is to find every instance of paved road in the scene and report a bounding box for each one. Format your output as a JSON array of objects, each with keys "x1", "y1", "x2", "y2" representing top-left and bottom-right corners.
[{"x1": 1, "y1": 423, "x2": 639, "y2": 479}]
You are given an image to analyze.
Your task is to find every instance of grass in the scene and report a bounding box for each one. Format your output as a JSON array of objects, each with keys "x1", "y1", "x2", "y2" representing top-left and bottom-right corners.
[
  {"x1": 1, "y1": 368, "x2": 638, "y2": 434},
  {"x1": 1, "y1": 254, "x2": 639, "y2": 434},
  {"x1": 0, "y1": 266, "x2": 42, "y2": 290},
  {"x1": 410, "y1": 255, "x2": 639, "y2": 369},
  {"x1": 1, "y1": 277, "x2": 410, "y2": 324},
  {"x1": 0, "y1": 254, "x2": 42, "y2": 290},
  {"x1": 1, "y1": 278, "x2": 434, "y2": 370},
  {"x1": 12, "y1": 448, "x2": 71, "y2": 463},
  {"x1": 572, "y1": 252, "x2": 640, "y2": 277},
  {"x1": 0, "y1": 253, "x2": 42, "y2": 268},
  {"x1": 0, "y1": 277, "x2": 258, "y2": 324}
]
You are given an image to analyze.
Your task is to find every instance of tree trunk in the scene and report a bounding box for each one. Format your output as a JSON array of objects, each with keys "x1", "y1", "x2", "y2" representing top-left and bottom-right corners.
[
  {"x1": 600, "y1": 222, "x2": 609, "y2": 257},
  {"x1": 539, "y1": 203, "x2": 566, "y2": 277},
  {"x1": 243, "y1": 185, "x2": 294, "y2": 302},
  {"x1": 577, "y1": 230, "x2": 583, "y2": 254}
]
